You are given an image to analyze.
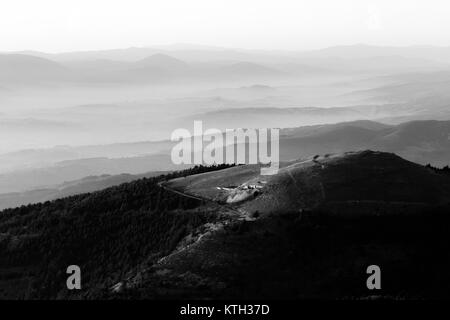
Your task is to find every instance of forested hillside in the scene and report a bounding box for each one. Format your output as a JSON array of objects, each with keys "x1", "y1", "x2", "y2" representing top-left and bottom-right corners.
[{"x1": 0, "y1": 164, "x2": 233, "y2": 299}]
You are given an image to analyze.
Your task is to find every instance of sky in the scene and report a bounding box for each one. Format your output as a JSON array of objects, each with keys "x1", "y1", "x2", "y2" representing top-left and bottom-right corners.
[{"x1": 1, "y1": 0, "x2": 450, "y2": 52}]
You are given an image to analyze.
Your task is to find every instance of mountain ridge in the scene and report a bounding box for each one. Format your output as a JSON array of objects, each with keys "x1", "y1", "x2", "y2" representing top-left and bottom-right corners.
[{"x1": 2, "y1": 151, "x2": 450, "y2": 299}]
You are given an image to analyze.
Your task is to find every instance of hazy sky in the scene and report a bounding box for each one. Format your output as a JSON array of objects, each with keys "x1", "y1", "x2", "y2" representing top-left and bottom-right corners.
[{"x1": 1, "y1": 0, "x2": 450, "y2": 52}]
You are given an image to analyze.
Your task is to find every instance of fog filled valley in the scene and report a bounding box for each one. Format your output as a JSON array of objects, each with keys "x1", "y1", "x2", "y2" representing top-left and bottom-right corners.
[
  {"x1": 2, "y1": 44, "x2": 450, "y2": 300},
  {"x1": 1, "y1": 44, "x2": 450, "y2": 208}
]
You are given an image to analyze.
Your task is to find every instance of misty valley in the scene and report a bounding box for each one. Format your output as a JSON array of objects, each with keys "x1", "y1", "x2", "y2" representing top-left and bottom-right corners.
[{"x1": 1, "y1": 43, "x2": 450, "y2": 301}]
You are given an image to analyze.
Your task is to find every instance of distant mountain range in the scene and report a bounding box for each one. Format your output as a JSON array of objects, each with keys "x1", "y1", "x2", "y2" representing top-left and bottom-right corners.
[
  {"x1": 13, "y1": 43, "x2": 450, "y2": 64},
  {"x1": 3, "y1": 44, "x2": 450, "y2": 86},
  {"x1": 0, "y1": 53, "x2": 288, "y2": 85}
]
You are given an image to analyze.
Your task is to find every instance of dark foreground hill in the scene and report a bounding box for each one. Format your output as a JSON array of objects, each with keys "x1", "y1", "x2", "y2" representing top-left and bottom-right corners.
[{"x1": 1, "y1": 152, "x2": 450, "y2": 299}]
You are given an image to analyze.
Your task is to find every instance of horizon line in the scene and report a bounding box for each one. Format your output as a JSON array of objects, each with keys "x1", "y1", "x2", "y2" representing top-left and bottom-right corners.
[{"x1": 2, "y1": 42, "x2": 450, "y2": 56}]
